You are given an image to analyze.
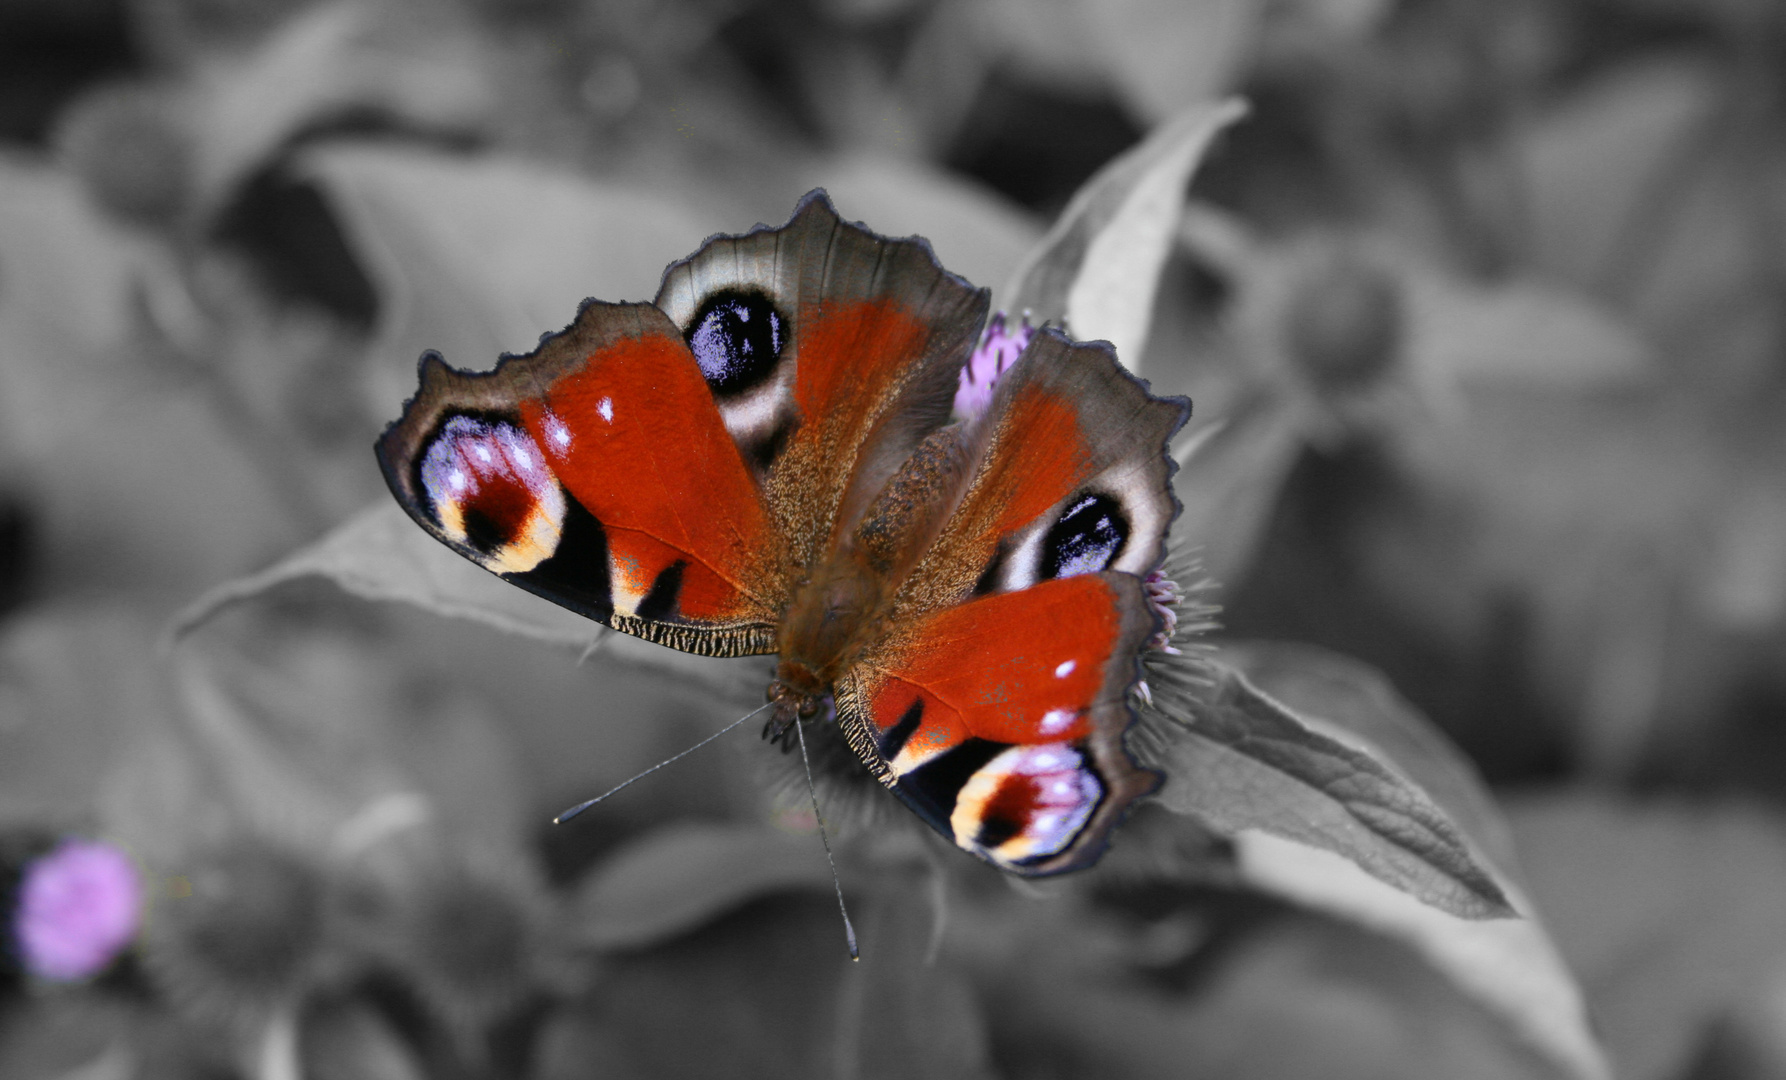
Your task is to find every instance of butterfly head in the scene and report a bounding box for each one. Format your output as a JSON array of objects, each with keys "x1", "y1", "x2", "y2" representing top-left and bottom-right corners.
[{"x1": 764, "y1": 675, "x2": 828, "y2": 746}]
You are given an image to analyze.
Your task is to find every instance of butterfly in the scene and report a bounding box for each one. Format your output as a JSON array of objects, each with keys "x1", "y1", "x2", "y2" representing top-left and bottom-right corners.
[{"x1": 376, "y1": 191, "x2": 1188, "y2": 876}]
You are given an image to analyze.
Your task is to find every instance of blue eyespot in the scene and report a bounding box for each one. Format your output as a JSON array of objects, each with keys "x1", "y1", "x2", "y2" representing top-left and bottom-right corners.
[
  {"x1": 686, "y1": 289, "x2": 787, "y2": 396},
  {"x1": 1041, "y1": 494, "x2": 1128, "y2": 579}
]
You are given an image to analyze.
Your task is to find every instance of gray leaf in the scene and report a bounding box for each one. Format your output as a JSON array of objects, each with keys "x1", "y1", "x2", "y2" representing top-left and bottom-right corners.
[
  {"x1": 1158, "y1": 660, "x2": 1513, "y2": 919},
  {"x1": 1003, "y1": 98, "x2": 1247, "y2": 372}
]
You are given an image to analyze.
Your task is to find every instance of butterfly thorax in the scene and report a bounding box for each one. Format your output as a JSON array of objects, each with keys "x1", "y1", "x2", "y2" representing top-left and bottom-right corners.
[{"x1": 768, "y1": 554, "x2": 883, "y2": 731}]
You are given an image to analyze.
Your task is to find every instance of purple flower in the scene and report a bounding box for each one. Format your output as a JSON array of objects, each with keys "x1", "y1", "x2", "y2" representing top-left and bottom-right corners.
[
  {"x1": 14, "y1": 838, "x2": 142, "y2": 981},
  {"x1": 953, "y1": 312, "x2": 1035, "y2": 421}
]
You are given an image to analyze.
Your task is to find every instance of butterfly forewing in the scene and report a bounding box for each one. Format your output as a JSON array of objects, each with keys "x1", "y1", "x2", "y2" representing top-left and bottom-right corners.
[
  {"x1": 377, "y1": 301, "x2": 784, "y2": 657},
  {"x1": 655, "y1": 192, "x2": 988, "y2": 572}
]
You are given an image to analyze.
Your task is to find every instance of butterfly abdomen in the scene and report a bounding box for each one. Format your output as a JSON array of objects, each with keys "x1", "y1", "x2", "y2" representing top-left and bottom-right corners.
[{"x1": 774, "y1": 557, "x2": 882, "y2": 701}]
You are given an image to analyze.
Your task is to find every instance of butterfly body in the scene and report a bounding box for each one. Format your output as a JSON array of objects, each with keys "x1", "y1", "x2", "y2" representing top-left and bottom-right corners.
[{"x1": 379, "y1": 191, "x2": 1187, "y2": 875}]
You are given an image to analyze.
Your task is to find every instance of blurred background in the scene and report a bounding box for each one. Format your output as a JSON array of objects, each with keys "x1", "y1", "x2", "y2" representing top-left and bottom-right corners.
[{"x1": 2, "y1": 0, "x2": 1785, "y2": 1077}]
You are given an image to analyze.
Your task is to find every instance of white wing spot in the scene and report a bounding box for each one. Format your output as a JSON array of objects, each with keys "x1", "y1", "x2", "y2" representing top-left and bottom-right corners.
[
  {"x1": 474, "y1": 445, "x2": 492, "y2": 463},
  {"x1": 1039, "y1": 709, "x2": 1075, "y2": 735},
  {"x1": 597, "y1": 397, "x2": 614, "y2": 422},
  {"x1": 1054, "y1": 659, "x2": 1076, "y2": 678},
  {"x1": 513, "y1": 446, "x2": 533, "y2": 469},
  {"x1": 448, "y1": 470, "x2": 466, "y2": 491}
]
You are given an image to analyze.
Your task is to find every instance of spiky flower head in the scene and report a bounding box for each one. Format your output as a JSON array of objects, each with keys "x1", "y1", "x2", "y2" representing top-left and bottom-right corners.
[
  {"x1": 1130, "y1": 549, "x2": 1221, "y2": 761},
  {"x1": 142, "y1": 840, "x2": 330, "y2": 1023},
  {"x1": 369, "y1": 847, "x2": 564, "y2": 1040}
]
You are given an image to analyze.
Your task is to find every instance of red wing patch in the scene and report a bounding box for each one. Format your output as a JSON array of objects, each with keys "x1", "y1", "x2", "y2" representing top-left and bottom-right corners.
[
  {"x1": 520, "y1": 330, "x2": 778, "y2": 622},
  {"x1": 792, "y1": 300, "x2": 932, "y2": 452},
  {"x1": 836, "y1": 572, "x2": 1161, "y2": 875}
]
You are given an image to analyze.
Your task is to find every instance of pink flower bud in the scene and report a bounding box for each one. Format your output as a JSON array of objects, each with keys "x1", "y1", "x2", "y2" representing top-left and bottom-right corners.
[
  {"x1": 14, "y1": 839, "x2": 142, "y2": 982},
  {"x1": 953, "y1": 313, "x2": 1036, "y2": 422}
]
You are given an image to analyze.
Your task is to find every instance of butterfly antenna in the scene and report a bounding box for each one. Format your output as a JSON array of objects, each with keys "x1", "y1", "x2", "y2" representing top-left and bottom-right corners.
[
  {"x1": 553, "y1": 702, "x2": 771, "y2": 824},
  {"x1": 795, "y1": 719, "x2": 860, "y2": 961}
]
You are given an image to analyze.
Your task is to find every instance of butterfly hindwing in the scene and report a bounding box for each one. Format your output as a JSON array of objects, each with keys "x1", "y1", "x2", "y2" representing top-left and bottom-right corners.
[
  {"x1": 830, "y1": 328, "x2": 1187, "y2": 873},
  {"x1": 836, "y1": 572, "x2": 1161, "y2": 874}
]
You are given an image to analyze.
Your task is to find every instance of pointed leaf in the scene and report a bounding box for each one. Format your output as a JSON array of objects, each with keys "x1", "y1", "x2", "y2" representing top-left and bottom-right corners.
[
  {"x1": 1160, "y1": 660, "x2": 1512, "y2": 918},
  {"x1": 1156, "y1": 653, "x2": 1609, "y2": 1080},
  {"x1": 1221, "y1": 640, "x2": 1519, "y2": 874},
  {"x1": 546, "y1": 881, "x2": 851, "y2": 1076},
  {"x1": 1003, "y1": 98, "x2": 1247, "y2": 372},
  {"x1": 170, "y1": 651, "x2": 360, "y2": 837},
  {"x1": 575, "y1": 828, "x2": 993, "y2": 1075},
  {"x1": 968, "y1": 893, "x2": 1570, "y2": 1080},
  {"x1": 171, "y1": 501, "x2": 761, "y2": 699}
]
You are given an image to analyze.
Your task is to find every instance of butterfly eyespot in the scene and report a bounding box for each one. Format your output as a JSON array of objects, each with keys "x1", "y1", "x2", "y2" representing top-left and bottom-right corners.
[
  {"x1": 685, "y1": 289, "x2": 788, "y2": 396},
  {"x1": 1040, "y1": 493, "x2": 1128, "y2": 580},
  {"x1": 951, "y1": 744, "x2": 1103, "y2": 865},
  {"x1": 416, "y1": 414, "x2": 565, "y2": 573}
]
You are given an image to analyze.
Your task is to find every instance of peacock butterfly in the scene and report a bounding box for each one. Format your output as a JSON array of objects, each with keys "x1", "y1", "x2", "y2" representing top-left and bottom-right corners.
[{"x1": 376, "y1": 191, "x2": 1188, "y2": 876}]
